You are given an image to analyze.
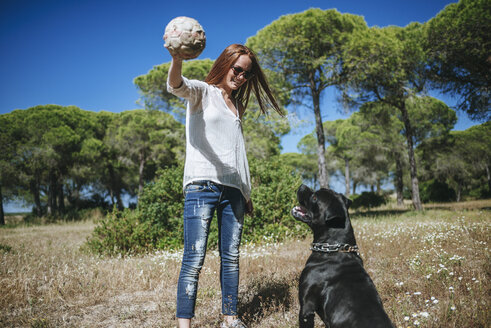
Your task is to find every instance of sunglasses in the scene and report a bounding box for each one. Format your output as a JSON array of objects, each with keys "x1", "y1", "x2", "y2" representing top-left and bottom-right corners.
[{"x1": 231, "y1": 65, "x2": 255, "y2": 80}]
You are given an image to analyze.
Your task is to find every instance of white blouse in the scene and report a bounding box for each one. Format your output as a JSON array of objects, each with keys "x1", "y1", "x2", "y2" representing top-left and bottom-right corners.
[{"x1": 167, "y1": 76, "x2": 251, "y2": 201}]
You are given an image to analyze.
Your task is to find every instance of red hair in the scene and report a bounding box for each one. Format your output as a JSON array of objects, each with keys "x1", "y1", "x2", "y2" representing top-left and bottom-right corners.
[{"x1": 204, "y1": 44, "x2": 283, "y2": 116}]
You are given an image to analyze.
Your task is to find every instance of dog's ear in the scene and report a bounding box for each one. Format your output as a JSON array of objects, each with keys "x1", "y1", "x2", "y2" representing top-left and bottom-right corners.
[
  {"x1": 341, "y1": 194, "x2": 352, "y2": 209},
  {"x1": 324, "y1": 198, "x2": 346, "y2": 221}
]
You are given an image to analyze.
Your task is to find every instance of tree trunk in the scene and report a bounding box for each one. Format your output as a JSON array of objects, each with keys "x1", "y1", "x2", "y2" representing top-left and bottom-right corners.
[
  {"x1": 57, "y1": 177, "x2": 65, "y2": 215},
  {"x1": 48, "y1": 170, "x2": 58, "y2": 216},
  {"x1": 139, "y1": 150, "x2": 145, "y2": 195},
  {"x1": 395, "y1": 156, "x2": 404, "y2": 206},
  {"x1": 353, "y1": 181, "x2": 357, "y2": 195},
  {"x1": 344, "y1": 158, "x2": 350, "y2": 197},
  {"x1": 399, "y1": 102, "x2": 423, "y2": 211},
  {"x1": 47, "y1": 177, "x2": 53, "y2": 216},
  {"x1": 107, "y1": 164, "x2": 123, "y2": 210},
  {"x1": 115, "y1": 190, "x2": 124, "y2": 211},
  {"x1": 312, "y1": 174, "x2": 318, "y2": 190},
  {"x1": 312, "y1": 85, "x2": 329, "y2": 188},
  {"x1": 486, "y1": 164, "x2": 491, "y2": 193},
  {"x1": 0, "y1": 184, "x2": 5, "y2": 226},
  {"x1": 30, "y1": 178, "x2": 42, "y2": 216},
  {"x1": 456, "y1": 182, "x2": 462, "y2": 202}
]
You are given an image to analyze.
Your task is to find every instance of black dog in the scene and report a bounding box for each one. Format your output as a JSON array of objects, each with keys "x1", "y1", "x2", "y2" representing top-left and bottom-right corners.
[{"x1": 291, "y1": 184, "x2": 394, "y2": 328}]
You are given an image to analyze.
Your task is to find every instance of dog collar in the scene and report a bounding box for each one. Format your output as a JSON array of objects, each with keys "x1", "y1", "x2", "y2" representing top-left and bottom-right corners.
[{"x1": 311, "y1": 243, "x2": 359, "y2": 255}]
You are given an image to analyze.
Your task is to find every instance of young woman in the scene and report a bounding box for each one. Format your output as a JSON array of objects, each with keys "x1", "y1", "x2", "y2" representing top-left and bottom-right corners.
[{"x1": 166, "y1": 43, "x2": 283, "y2": 328}]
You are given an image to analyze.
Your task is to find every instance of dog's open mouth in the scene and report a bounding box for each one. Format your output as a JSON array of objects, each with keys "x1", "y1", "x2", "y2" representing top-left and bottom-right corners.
[{"x1": 291, "y1": 205, "x2": 310, "y2": 222}]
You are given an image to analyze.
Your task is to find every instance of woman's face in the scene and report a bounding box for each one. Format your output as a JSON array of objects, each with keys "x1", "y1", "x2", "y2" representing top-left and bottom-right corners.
[{"x1": 220, "y1": 54, "x2": 253, "y2": 91}]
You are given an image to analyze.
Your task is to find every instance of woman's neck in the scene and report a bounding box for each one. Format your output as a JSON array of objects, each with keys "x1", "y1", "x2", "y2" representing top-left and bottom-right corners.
[{"x1": 217, "y1": 84, "x2": 232, "y2": 98}]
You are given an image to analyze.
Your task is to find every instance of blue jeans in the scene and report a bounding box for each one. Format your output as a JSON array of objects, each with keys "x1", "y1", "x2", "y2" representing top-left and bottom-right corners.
[{"x1": 176, "y1": 181, "x2": 246, "y2": 319}]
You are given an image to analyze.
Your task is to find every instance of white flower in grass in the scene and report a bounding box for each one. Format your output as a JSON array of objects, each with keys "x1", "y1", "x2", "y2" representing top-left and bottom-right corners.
[
  {"x1": 404, "y1": 316, "x2": 410, "y2": 321},
  {"x1": 414, "y1": 319, "x2": 420, "y2": 326},
  {"x1": 449, "y1": 286, "x2": 454, "y2": 292},
  {"x1": 450, "y1": 306, "x2": 456, "y2": 311},
  {"x1": 420, "y1": 312, "x2": 429, "y2": 318},
  {"x1": 414, "y1": 291, "x2": 422, "y2": 295}
]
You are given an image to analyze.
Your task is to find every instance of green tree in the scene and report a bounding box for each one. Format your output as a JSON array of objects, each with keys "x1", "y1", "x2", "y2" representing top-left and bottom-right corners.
[
  {"x1": 426, "y1": 0, "x2": 491, "y2": 121},
  {"x1": 280, "y1": 152, "x2": 317, "y2": 187},
  {"x1": 106, "y1": 109, "x2": 184, "y2": 195},
  {"x1": 341, "y1": 23, "x2": 428, "y2": 210},
  {"x1": 2, "y1": 105, "x2": 112, "y2": 217},
  {"x1": 407, "y1": 96, "x2": 457, "y2": 145},
  {"x1": 333, "y1": 116, "x2": 392, "y2": 197},
  {"x1": 357, "y1": 102, "x2": 407, "y2": 205},
  {"x1": 324, "y1": 119, "x2": 369, "y2": 196},
  {"x1": 463, "y1": 122, "x2": 491, "y2": 194},
  {"x1": 323, "y1": 120, "x2": 349, "y2": 194},
  {"x1": 419, "y1": 122, "x2": 490, "y2": 200},
  {"x1": 77, "y1": 111, "x2": 128, "y2": 210},
  {"x1": 0, "y1": 114, "x2": 20, "y2": 224},
  {"x1": 295, "y1": 133, "x2": 323, "y2": 187},
  {"x1": 356, "y1": 97, "x2": 455, "y2": 205},
  {"x1": 67, "y1": 110, "x2": 107, "y2": 209},
  {"x1": 247, "y1": 8, "x2": 367, "y2": 188},
  {"x1": 7, "y1": 109, "x2": 44, "y2": 215},
  {"x1": 134, "y1": 59, "x2": 214, "y2": 121},
  {"x1": 318, "y1": 114, "x2": 393, "y2": 197},
  {"x1": 9, "y1": 105, "x2": 99, "y2": 216}
]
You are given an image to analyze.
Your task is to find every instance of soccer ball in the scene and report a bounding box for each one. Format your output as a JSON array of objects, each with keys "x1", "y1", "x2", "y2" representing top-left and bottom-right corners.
[{"x1": 163, "y1": 16, "x2": 206, "y2": 59}]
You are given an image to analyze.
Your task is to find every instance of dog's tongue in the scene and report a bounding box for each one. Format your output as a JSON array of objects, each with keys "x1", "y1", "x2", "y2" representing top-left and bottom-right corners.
[{"x1": 293, "y1": 206, "x2": 306, "y2": 215}]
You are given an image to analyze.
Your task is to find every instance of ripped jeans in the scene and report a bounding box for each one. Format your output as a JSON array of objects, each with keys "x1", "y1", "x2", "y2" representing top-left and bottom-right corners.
[{"x1": 176, "y1": 181, "x2": 246, "y2": 319}]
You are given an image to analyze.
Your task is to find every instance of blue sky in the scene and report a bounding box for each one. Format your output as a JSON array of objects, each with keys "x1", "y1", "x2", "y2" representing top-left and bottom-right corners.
[{"x1": 1, "y1": 0, "x2": 471, "y2": 156}]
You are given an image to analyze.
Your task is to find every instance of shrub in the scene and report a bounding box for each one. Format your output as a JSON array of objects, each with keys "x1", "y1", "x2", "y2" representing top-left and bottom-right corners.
[
  {"x1": 351, "y1": 191, "x2": 387, "y2": 210},
  {"x1": 420, "y1": 179, "x2": 456, "y2": 203},
  {"x1": 85, "y1": 207, "x2": 154, "y2": 256},
  {"x1": 86, "y1": 157, "x2": 305, "y2": 255},
  {"x1": 85, "y1": 164, "x2": 184, "y2": 255},
  {"x1": 246, "y1": 156, "x2": 307, "y2": 243},
  {"x1": 137, "y1": 164, "x2": 185, "y2": 249},
  {"x1": 468, "y1": 184, "x2": 491, "y2": 199}
]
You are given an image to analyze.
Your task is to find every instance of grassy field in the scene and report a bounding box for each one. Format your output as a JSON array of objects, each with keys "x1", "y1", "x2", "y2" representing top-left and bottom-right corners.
[{"x1": 1, "y1": 201, "x2": 489, "y2": 327}]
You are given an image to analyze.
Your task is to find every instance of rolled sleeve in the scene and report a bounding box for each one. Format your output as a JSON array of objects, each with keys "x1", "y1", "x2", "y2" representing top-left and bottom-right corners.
[
  {"x1": 167, "y1": 76, "x2": 190, "y2": 98},
  {"x1": 167, "y1": 77, "x2": 208, "y2": 113}
]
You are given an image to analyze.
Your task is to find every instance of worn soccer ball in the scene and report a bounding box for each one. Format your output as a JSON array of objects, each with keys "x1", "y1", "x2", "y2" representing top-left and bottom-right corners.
[{"x1": 163, "y1": 16, "x2": 206, "y2": 59}]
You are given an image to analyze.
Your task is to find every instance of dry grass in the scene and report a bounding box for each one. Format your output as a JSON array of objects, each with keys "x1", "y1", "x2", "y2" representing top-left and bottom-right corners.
[{"x1": 1, "y1": 201, "x2": 490, "y2": 327}]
